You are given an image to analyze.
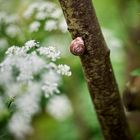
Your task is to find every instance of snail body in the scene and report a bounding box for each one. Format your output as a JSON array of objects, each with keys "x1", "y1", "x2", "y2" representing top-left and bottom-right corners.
[{"x1": 70, "y1": 37, "x2": 85, "y2": 56}]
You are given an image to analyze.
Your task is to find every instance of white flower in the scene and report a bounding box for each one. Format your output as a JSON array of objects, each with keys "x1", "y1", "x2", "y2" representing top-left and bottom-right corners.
[
  {"x1": 0, "y1": 12, "x2": 17, "y2": 25},
  {"x1": 50, "y1": 9, "x2": 62, "y2": 19},
  {"x1": 6, "y1": 46, "x2": 25, "y2": 56},
  {"x1": 37, "y1": 1, "x2": 55, "y2": 13},
  {"x1": 15, "y1": 92, "x2": 40, "y2": 117},
  {"x1": 46, "y1": 95, "x2": 73, "y2": 121},
  {"x1": 41, "y1": 69, "x2": 61, "y2": 98},
  {"x1": 23, "y1": 1, "x2": 66, "y2": 32},
  {"x1": 29, "y1": 21, "x2": 40, "y2": 32},
  {"x1": 35, "y1": 11, "x2": 47, "y2": 20},
  {"x1": 8, "y1": 113, "x2": 33, "y2": 140},
  {"x1": 17, "y1": 70, "x2": 33, "y2": 82},
  {"x1": 27, "y1": 53, "x2": 46, "y2": 73},
  {"x1": 45, "y1": 62, "x2": 57, "y2": 69},
  {"x1": 57, "y1": 64, "x2": 72, "y2": 76},
  {"x1": 44, "y1": 20, "x2": 57, "y2": 31},
  {"x1": 23, "y1": 2, "x2": 38, "y2": 19},
  {"x1": 42, "y1": 70, "x2": 60, "y2": 84},
  {"x1": 5, "y1": 25, "x2": 21, "y2": 38},
  {"x1": 5, "y1": 83, "x2": 23, "y2": 98},
  {"x1": 23, "y1": 1, "x2": 56, "y2": 20},
  {"x1": 42, "y1": 82, "x2": 60, "y2": 98},
  {"x1": 0, "y1": 70, "x2": 13, "y2": 85},
  {"x1": 8, "y1": 83, "x2": 41, "y2": 139},
  {"x1": 5, "y1": 40, "x2": 38, "y2": 57},
  {"x1": 24, "y1": 40, "x2": 38, "y2": 50},
  {"x1": 0, "y1": 39, "x2": 72, "y2": 139},
  {"x1": 16, "y1": 55, "x2": 45, "y2": 82},
  {"x1": 58, "y1": 19, "x2": 67, "y2": 33},
  {"x1": 37, "y1": 46, "x2": 61, "y2": 61},
  {"x1": 5, "y1": 14, "x2": 18, "y2": 24}
]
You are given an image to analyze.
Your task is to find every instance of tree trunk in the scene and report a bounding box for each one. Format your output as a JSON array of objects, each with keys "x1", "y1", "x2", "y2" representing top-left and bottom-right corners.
[{"x1": 58, "y1": 0, "x2": 132, "y2": 140}]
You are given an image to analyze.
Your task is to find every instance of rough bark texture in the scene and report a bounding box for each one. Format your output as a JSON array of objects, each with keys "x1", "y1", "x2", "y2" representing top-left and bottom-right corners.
[{"x1": 58, "y1": 0, "x2": 132, "y2": 140}]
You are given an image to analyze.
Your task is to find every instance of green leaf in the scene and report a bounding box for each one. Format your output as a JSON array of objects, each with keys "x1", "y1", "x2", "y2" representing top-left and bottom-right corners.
[{"x1": 130, "y1": 68, "x2": 140, "y2": 76}]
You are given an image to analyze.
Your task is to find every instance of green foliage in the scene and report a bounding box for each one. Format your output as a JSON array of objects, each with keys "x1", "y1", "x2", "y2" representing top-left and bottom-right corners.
[
  {"x1": 0, "y1": 0, "x2": 140, "y2": 139},
  {"x1": 131, "y1": 68, "x2": 140, "y2": 76}
]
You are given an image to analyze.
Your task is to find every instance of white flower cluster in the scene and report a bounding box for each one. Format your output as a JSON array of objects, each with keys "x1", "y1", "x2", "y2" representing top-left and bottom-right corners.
[
  {"x1": 23, "y1": 1, "x2": 67, "y2": 33},
  {"x1": 46, "y1": 95, "x2": 73, "y2": 121},
  {"x1": 8, "y1": 113, "x2": 33, "y2": 139},
  {"x1": 1, "y1": 39, "x2": 71, "y2": 94},
  {"x1": 8, "y1": 82, "x2": 41, "y2": 139},
  {"x1": 57, "y1": 64, "x2": 71, "y2": 76},
  {"x1": 0, "y1": 40, "x2": 71, "y2": 139},
  {"x1": 0, "y1": 11, "x2": 18, "y2": 24},
  {"x1": 0, "y1": 11, "x2": 20, "y2": 50},
  {"x1": 0, "y1": 11, "x2": 21, "y2": 38},
  {"x1": 37, "y1": 46, "x2": 61, "y2": 61}
]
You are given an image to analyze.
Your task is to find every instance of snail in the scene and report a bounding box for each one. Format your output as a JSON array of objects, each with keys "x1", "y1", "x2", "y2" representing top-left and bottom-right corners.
[{"x1": 70, "y1": 37, "x2": 85, "y2": 56}]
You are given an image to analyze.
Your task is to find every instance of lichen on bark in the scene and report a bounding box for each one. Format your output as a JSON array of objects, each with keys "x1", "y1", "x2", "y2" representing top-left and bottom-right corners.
[{"x1": 59, "y1": 0, "x2": 132, "y2": 140}]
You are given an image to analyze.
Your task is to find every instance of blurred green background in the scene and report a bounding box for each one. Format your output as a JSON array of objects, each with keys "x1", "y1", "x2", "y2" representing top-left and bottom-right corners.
[{"x1": 0, "y1": 0, "x2": 140, "y2": 140}]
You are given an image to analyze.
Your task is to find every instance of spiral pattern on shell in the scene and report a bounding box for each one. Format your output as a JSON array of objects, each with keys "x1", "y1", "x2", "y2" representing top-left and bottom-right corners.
[{"x1": 70, "y1": 37, "x2": 85, "y2": 56}]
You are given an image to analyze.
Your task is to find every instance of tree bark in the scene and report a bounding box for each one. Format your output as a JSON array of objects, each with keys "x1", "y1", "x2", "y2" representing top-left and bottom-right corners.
[{"x1": 58, "y1": 0, "x2": 132, "y2": 140}]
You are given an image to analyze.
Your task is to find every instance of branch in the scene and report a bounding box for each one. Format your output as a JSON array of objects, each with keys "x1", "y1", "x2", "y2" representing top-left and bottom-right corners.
[{"x1": 59, "y1": 0, "x2": 132, "y2": 140}]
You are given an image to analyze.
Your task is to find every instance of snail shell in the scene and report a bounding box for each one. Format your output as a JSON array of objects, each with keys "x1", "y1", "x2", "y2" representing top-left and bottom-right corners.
[{"x1": 70, "y1": 37, "x2": 85, "y2": 56}]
